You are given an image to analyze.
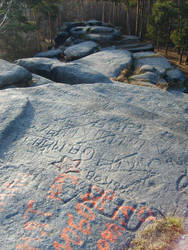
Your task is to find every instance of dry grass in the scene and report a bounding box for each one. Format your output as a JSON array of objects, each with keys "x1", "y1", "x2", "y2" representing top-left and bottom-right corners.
[{"x1": 128, "y1": 215, "x2": 183, "y2": 250}]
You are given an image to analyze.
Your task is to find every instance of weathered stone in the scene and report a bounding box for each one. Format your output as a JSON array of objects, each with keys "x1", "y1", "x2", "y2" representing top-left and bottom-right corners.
[
  {"x1": 75, "y1": 49, "x2": 132, "y2": 78},
  {"x1": 133, "y1": 51, "x2": 156, "y2": 59},
  {"x1": 16, "y1": 57, "x2": 58, "y2": 79},
  {"x1": 61, "y1": 21, "x2": 86, "y2": 32},
  {"x1": 130, "y1": 72, "x2": 158, "y2": 84},
  {"x1": 0, "y1": 59, "x2": 32, "y2": 88},
  {"x1": 50, "y1": 62, "x2": 112, "y2": 84},
  {"x1": 89, "y1": 26, "x2": 116, "y2": 34},
  {"x1": 83, "y1": 31, "x2": 121, "y2": 45},
  {"x1": 64, "y1": 41, "x2": 99, "y2": 61},
  {"x1": 64, "y1": 37, "x2": 84, "y2": 46},
  {"x1": 166, "y1": 68, "x2": 186, "y2": 83},
  {"x1": 116, "y1": 35, "x2": 140, "y2": 45},
  {"x1": 31, "y1": 74, "x2": 55, "y2": 86},
  {"x1": 127, "y1": 43, "x2": 154, "y2": 52},
  {"x1": 54, "y1": 31, "x2": 69, "y2": 48},
  {"x1": 139, "y1": 65, "x2": 157, "y2": 74},
  {"x1": 135, "y1": 55, "x2": 173, "y2": 76},
  {"x1": 34, "y1": 49, "x2": 63, "y2": 59},
  {"x1": 70, "y1": 26, "x2": 91, "y2": 37},
  {"x1": 0, "y1": 82, "x2": 188, "y2": 249},
  {"x1": 85, "y1": 19, "x2": 103, "y2": 26}
]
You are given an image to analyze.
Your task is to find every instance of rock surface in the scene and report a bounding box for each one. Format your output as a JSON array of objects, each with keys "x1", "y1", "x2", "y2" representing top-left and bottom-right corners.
[
  {"x1": 0, "y1": 59, "x2": 32, "y2": 88},
  {"x1": 130, "y1": 72, "x2": 158, "y2": 84},
  {"x1": 55, "y1": 20, "x2": 121, "y2": 49},
  {"x1": 166, "y1": 69, "x2": 186, "y2": 83},
  {"x1": 64, "y1": 41, "x2": 99, "y2": 61},
  {"x1": 16, "y1": 57, "x2": 58, "y2": 79},
  {"x1": 134, "y1": 54, "x2": 173, "y2": 76},
  {"x1": 75, "y1": 49, "x2": 132, "y2": 78},
  {"x1": 16, "y1": 49, "x2": 132, "y2": 84},
  {"x1": 0, "y1": 81, "x2": 188, "y2": 249},
  {"x1": 34, "y1": 49, "x2": 64, "y2": 59},
  {"x1": 51, "y1": 62, "x2": 112, "y2": 84}
]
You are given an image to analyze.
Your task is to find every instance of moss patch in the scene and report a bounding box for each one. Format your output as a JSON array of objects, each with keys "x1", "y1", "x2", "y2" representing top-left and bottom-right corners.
[{"x1": 128, "y1": 215, "x2": 183, "y2": 250}]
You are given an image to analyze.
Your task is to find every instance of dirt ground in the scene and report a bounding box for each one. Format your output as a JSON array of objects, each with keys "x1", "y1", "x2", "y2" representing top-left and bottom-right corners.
[{"x1": 155, "y1": 48, "x2": 188, "y2": 79}]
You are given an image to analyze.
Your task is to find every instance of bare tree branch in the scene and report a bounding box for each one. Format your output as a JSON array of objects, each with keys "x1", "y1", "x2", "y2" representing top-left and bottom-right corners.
[{"x1": 0, "y1": 0, "x2": 13, "y2": 29}]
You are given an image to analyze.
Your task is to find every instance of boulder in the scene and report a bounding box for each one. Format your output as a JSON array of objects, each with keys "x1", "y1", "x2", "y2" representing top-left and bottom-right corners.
[
  {"x1": 116, "y1": 35, "x2": 140, "y2": 45},
  {"x1": 34, "y1": 49, "x2": 63, "y2": 59},
  {"x1": 0, "y1": 82, "x2": 188, "y2": 249},
  {"x1": 70, "y1": 26, "x2": 91, "y2": 37},
  {"x1": 130, "y1": 72, "x2": 158, "y2": 84},
  {"x1": 85, "y1": 19, "x2": 103, "y2": 26},
  {"x1": 60, "y1": 21, "x2": 86, "y2": 32},
  {"x1": 139, "y1": 65, "x2": 157, "y2": 74},
  {"x1": 166, "y1": 69, "x2": 186, "y2": 83},
  {"x1": 31, "y1": 74, "x2": 55, "y2": 87},
  {"x1": 133, "y1": 51, "x2": 156, "y2": 59},
  {"x1": 84, "y1": 32, "x2": 120, "y2": 45},
  {"x1": 64, "y1": 37, "x2": 85, "y2": 46},
  {"x1": 16, "y1": 57, "x2": 58, "y2": 79},
  {"x1": 134, "y1": 55, "x2": 173, "y2": 76},
  {"x1": 64, "y1": 41, "x2": 99, "y2": 61},
  {"x1": 127, "y1": 43, "x2": 154, "y2": 52},
  {"x1": 0, "y1": 59, "x2": 32, "y2": 88},
  {"x1": 54, "y1": 31, "x2": 69, "y2": 48},
  {"x1": 89, "y1": 26, "x2": 117, "y2": 34},
  {"x1": 50, "y1": 62, "x2": 112, "y2": 84},
  {"x1": 75, "y1": 49, "x2": 132, "y2": 78}
]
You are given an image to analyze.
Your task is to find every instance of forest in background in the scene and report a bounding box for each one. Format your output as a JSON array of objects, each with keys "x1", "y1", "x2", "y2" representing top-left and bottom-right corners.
[{"x1": 0, "y1": 0, "x2": 188, "y2": 63}]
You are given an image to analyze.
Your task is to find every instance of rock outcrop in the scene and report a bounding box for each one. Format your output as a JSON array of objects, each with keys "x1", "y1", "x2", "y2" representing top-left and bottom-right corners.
[
  {"x1": 63, "y1": 41, "x2": 99, "y2": 61},
  {"x1": 0, "y1": 81, "x2": 188, "y2": 249},
  {"x1": 14, "y1": 20, "x2": 186, "y2": 92},
  {"x1": 0, "y1": 19, "x2": 188, "y2": 250},
  {"x1": 0, "y1": 59, "x2": 32, "y2": 88}
]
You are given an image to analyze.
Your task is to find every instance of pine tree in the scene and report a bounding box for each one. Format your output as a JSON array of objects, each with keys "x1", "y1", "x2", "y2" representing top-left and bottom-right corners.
[
  {"x1": 170, "y1": 1, "x2": 188, "y2": 64},
  {"x1": 0, "y1": 0, "x2": 61, "y2": 60}
]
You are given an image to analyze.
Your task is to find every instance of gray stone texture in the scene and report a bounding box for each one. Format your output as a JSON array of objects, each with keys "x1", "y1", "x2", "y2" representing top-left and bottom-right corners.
[
  {"x1": 75, "y1": 49, "x2": 132, "y2": 78},
  {"x1": 0, "y1": 59, "x2": 32, "y2": 88},
  {"x1": 16, "y1": 57, "x2": 58, "y2": 79},
  {"x1": 166, "y1": 68, "x2": 186, "y2": 83},
  {"x1": 134, "y1": 54, "x2": 173, "y2": 76},
  {"x1": 0, "y1": 81, "x2": 188, "y2": 249},
  {"x1": 34, "y1": 49, "x2": 63, "y2": 59},
  {"x1": 64, "y1": 41, "x2": 99, "y2": 61}
]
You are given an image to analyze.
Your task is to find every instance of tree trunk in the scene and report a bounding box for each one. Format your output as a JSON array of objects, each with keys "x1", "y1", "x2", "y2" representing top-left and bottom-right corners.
[
  {"x1": 125, "y1": 0, "x2": 131, "y2": 35},
  {"x1": 102, "y1": 0, "x2": 105, "y2": 22},
  {"x1": 185, "y1": 54, "x2": 188, "y2": 65},
  {"x1": 165, "y1": 43, "x2": 169, "y2": 56},
  {"x1": 135, "y1": 0, "x2": 140, "y2": 36},
  {"x1": 179, "y1": 48, "x2": 184, "y2": 64}
]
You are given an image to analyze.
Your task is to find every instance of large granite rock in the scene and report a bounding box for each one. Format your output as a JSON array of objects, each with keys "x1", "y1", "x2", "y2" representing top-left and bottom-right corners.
[
  {"x1": 166, "y1": 68, "x2": 186, "y2": 83},
  {"x1": 64, "y1": 41, "x2": 99, "y2": 61},
  {"x1": 51, "y1": 62, "x2": 112, "y2": 84},
  {"x1": 0, "y1": 59, "x2": 32, "y2": 88},
  {"x1": 16, "y1": 49, "x2": 132, "y2": 85},
  {"x1": 34, "y1": 49, "x2": 63, "y2": 59},
  {"x1": 75, "y1": 49, "x2": 132, "y2": 78},
  {"x1": 130, "y1": 72, "x2": 159, "y2": 84},
  {"x1": 55, "y1": 20, "x2": 121, "y2": 48},
  {"x1": 0, "y1": 81, "x2": 188, "y2": 249},
  {"x1": 134, "y1": 53, "x2": 173, "y2": 76},
  {"x1": 50, "y1": 49, "x2": 132, "y2": 84},
  {"x1": 16, "y1": 57, "x2": 58, "y2": 79}
]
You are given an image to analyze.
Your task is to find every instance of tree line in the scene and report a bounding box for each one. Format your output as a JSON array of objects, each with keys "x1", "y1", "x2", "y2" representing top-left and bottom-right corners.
[{"x1": 0, "y1": 0, "x2": 188, "y2": 63}]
